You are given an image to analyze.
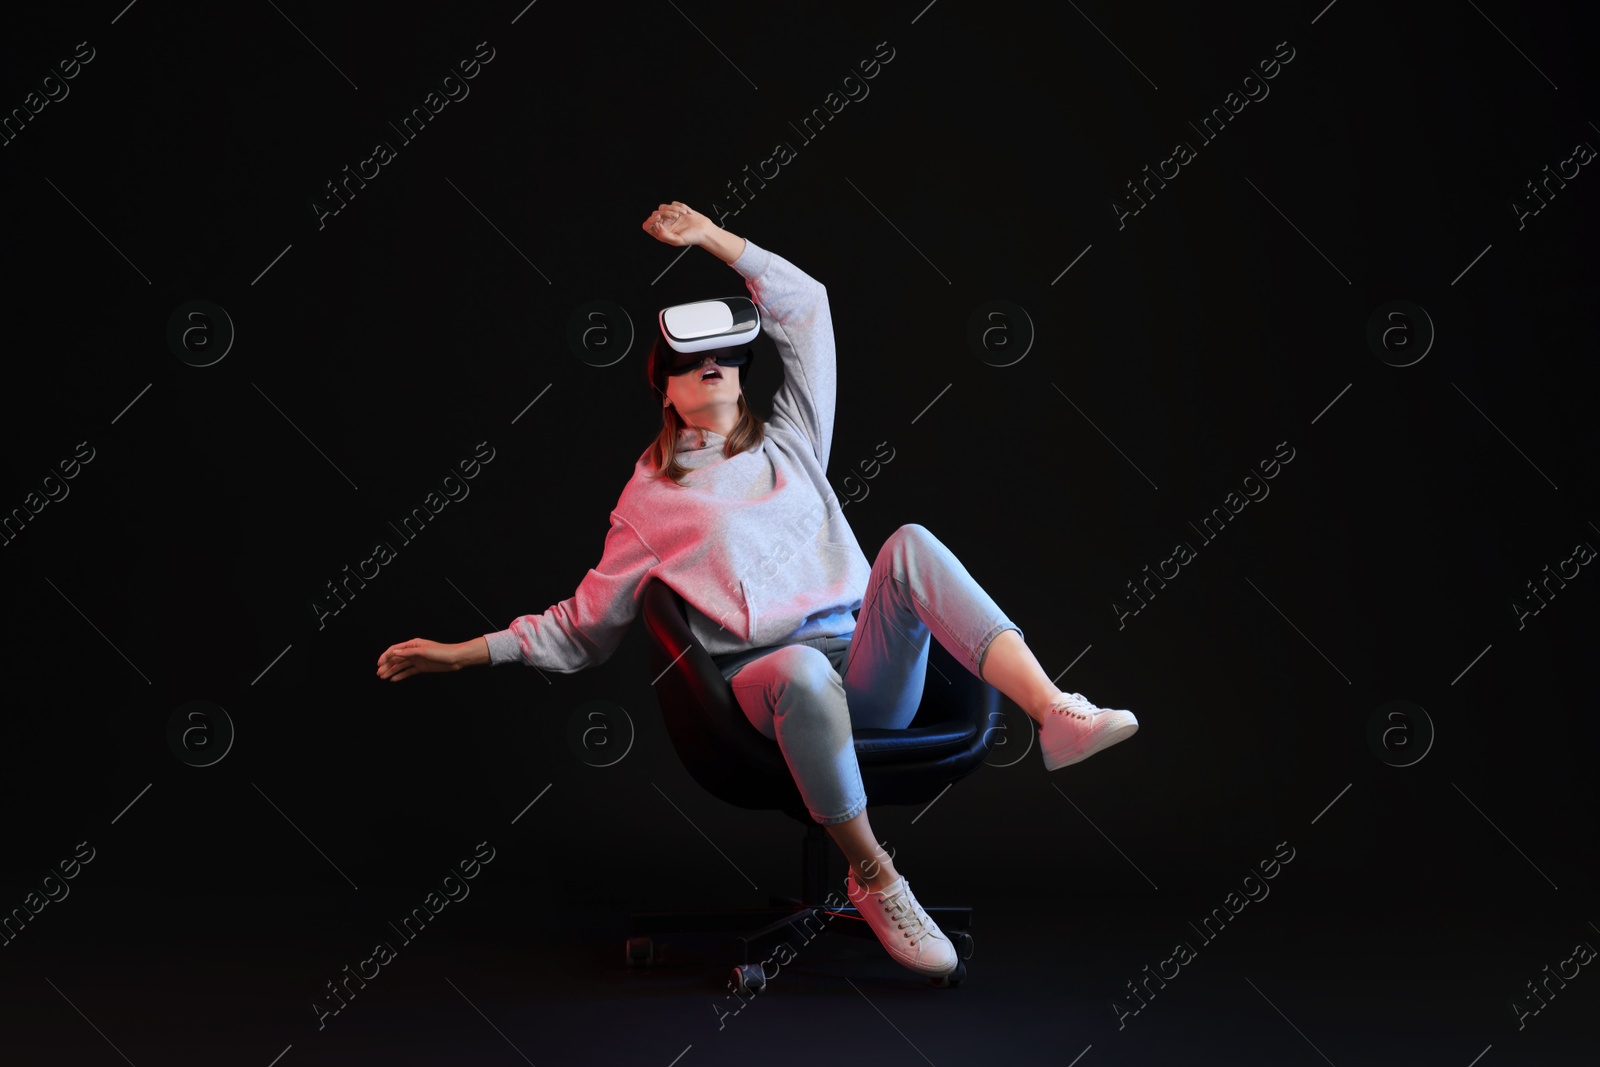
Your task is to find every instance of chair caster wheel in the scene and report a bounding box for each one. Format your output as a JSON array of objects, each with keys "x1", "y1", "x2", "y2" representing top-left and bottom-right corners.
[
  {"x1": 930, "y1": 960, "x2": 967, "y2": 987},
  {"x1": 625, "y1": 936, "x2": 654, "y2": 967},
  {"x1": 730, "y1": 963, "x2": 767, "y2": 995},
  {"x1": 950, "y1": 930, "x2": 975, "y2": 960}
]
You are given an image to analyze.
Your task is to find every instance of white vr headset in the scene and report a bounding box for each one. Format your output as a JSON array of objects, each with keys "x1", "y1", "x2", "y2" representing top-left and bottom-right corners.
[{"x1": 658, "y1": 296, "x2": 761, "y2": 368}]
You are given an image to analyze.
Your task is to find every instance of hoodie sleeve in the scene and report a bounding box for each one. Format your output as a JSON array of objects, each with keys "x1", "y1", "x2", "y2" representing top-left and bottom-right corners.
[
  {"x1": 729, "y1": 239, "x2": 838, "y2": 473},
  {"x1": 482, "y1": 510, "x2": 659, "y2": 672}
]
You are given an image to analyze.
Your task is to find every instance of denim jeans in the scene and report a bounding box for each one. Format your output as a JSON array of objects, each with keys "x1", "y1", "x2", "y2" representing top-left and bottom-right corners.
[{"x1": 710, "y1": 523, "x2": 1022, "y2": 826}]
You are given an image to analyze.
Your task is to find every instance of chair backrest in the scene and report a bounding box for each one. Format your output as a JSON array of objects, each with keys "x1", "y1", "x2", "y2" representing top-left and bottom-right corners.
[{"x1": 639, "y1": 578, "x2": 1004, "y2": 821}]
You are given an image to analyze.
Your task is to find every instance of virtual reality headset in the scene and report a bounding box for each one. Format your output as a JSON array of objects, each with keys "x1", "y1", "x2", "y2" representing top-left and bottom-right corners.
[{"x1": 658, "y1": 296, "x2": 760, "y2": 376}]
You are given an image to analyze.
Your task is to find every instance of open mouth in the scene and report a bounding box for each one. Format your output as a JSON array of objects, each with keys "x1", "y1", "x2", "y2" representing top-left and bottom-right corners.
[{"x1": 700, "y1": 368, "x2": 723, "y2": 381}]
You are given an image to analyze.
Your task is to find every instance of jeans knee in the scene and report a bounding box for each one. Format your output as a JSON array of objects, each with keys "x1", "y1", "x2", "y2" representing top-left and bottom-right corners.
[
  {"x1": 767, "y1": 645, "x2": 844, "y2": 712},
  {"x1": 892, "y1": 522, "x2": 932, "y2": 548},
  {"x1": 886, "y1": 523, "x2": 939, "y2": 580}
]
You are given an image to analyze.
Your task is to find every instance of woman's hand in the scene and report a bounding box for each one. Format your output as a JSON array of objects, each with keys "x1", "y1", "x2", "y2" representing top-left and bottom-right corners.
[
  {"x1": 376, "y1": 638, "x2": 463, "y2": 682},
  {"x1": 643, "y1": 201, "x2": 746, "y2": 264},
  {"x1": 643, "y1": 201, "x2": 713, "y2": 248}
]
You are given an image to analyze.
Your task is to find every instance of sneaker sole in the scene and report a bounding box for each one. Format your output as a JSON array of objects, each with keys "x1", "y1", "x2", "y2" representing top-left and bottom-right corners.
[{"x1": 1043, "y1": 719, "x2": 1138, "y2": 771}]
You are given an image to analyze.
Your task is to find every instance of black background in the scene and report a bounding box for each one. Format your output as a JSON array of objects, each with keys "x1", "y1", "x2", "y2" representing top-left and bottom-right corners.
[{"x1": 1, "y1": 1, "x2": 1595, "y2": 1064}]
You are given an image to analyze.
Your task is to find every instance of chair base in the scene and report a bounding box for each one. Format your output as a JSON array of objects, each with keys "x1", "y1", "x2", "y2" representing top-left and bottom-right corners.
[{"x1": 624, "y1": 822, "x2": 973, "y2": 980}]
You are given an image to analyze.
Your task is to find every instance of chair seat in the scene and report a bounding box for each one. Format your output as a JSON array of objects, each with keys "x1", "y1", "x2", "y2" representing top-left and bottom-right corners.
[
  {"x1": 640, "y1": 576, "x2": 1002, "y2": 821},
  {"x1": 852, "y1": 723, "x2": 978, "y2": 764}
]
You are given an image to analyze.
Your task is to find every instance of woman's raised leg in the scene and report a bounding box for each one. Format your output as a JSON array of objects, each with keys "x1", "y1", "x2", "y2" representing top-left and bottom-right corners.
[{"x1": 841, "y1": 522, "x2": 1137, "y2": 769}]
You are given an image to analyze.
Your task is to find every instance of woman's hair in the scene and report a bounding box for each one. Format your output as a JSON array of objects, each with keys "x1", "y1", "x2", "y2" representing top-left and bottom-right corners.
[{"x1": 643, "y1": 333, "x2": 765, "y2": 486}]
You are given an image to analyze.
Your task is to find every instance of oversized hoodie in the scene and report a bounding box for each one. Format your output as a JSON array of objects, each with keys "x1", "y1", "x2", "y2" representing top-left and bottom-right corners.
[{"x1": 481, "y1": 237, "x2": 875, "y2": 671}]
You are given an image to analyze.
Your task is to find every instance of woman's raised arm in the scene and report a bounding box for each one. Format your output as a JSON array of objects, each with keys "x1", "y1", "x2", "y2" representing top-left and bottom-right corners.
[
  {"x1": 645, "y1": 201, "x2": 837, "y2": 470},
  {"x1": 644, "y1": 201, "x2": 744, "y2": 262}
]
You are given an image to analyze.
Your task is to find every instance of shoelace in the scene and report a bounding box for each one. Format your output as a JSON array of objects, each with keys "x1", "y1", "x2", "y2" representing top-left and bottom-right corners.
[
  {"x1": 879, "y1": 885, "x2": 935, "y2": 945},
  {"x1": 1050, "y1": 692, "x2": 1099, "y2": 721},
  {"x1": 851, "y1": 876, "x2": 936, "y2": 945}
]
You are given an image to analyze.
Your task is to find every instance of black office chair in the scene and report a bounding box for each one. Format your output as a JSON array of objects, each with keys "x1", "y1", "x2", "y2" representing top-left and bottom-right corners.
[{"x1": 627, "y1": 576, "x2": 1006, "y2": 991}]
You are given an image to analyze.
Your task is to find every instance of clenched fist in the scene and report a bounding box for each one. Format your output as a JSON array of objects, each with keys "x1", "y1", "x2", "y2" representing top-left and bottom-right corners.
[{"x1": 643, "y1": 201, "x2": 714, "y2": 248}]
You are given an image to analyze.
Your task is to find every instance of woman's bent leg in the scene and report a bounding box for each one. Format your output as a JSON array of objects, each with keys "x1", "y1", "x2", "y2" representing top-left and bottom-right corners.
[
  {"x1": 840, "y1": 523, "x2": 1023, "y2": 730},
  {"x1": 725, "y1": 643, "x2": 903, "y2": 888},
  {"x1": 728, "y1": 644, "x2": 867, "y2": 826}
]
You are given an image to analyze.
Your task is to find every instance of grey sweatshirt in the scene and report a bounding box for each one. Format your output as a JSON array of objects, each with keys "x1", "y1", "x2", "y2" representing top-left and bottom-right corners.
[{"x1": 482, "y1": 238, "x2": 874, "y2": 671}]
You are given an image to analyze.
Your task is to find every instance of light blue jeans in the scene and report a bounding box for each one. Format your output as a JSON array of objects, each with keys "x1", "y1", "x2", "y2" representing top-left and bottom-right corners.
[{"x1": 711, "y1": 523, "x2": 1022, "y2": 825}]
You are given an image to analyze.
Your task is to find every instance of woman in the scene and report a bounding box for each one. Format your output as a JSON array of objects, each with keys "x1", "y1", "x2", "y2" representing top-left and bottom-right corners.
[{"x1": 376, "y1": 201, "x2": 1140, "y2": 979}]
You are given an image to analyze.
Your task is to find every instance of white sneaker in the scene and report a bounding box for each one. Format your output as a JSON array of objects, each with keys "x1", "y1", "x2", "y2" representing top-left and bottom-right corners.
[
  {"x1": 845, "y1": 870, "x2": 958, "y2": 977},
  {"x1": 1040, "y1": 692, "x2": 1138, "y2": 771}
]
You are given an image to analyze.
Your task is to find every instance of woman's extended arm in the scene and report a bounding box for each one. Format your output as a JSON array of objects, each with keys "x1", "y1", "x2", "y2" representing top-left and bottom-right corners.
[
  {"x1": 374, "y1": 634, "x2": 484, "y2": 682},
  {"x1": 378, "y1": 507, "x2": 659, "y2": 682}
]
